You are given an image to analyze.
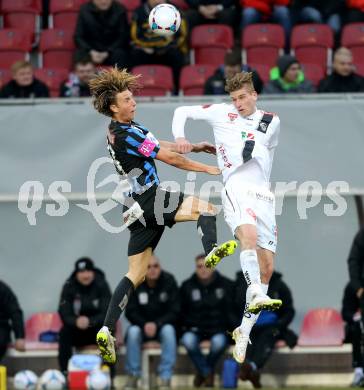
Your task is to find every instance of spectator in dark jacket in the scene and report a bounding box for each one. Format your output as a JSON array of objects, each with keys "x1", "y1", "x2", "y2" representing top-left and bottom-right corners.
[
  {"x1": 0, "y1": 281, "x2": 25, "y2": 361},
  {"x1": 204, "y1": 51, "x2": 263, "y2": 95},
  {"x1": 341, "y1": 282, "x2": 364, "y2": 387},
  {"x1": 0, "y1": 61, "x2": 49, "y2": 99},
  {"x1": 240, "y1": 0, "x2": 291, "y2": 45},
  {"x1": 263, "y1": 54, "x2": 314, "y2": 93},
  {"x1": 233, "y1": 271, "x2": 297, "y2": 388},
  {"x1": 292, "y1": 0, "x2": 344, "y2": 36},
  {"x1": 131, "y1": 0, "x2": 188, "y2": 93},
  {"x1": 58, "y1": 257, "x2": 111, "y2": 373},
  {"x1": 345, "y1": 0, "x2": 364, "y2": 23},
  {"x1": 318, "y1": 48, "x2": 364, "y2": 93},
  {"x1": 74, "y1": 0, "x2": 129, "y2": 68},
  {"x1": 185, "y1": 0, "x2": 236, "y2": 33},
  {"x1": 179, "y1": 254, "x2": 234, "y2": 388},
  {"x1": 125, "y1": 255, "x2": 179, "y2": 390},
  {"x1": 348, "y1": 227, "x2": 364, "y2": 304},
  {"x1": 60, "y1": 56, "x2": 96, "y2": 97}
]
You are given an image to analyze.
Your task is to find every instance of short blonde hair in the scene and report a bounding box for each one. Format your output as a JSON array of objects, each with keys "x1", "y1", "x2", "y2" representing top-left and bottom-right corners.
[
  {"x1": 89, "y1": 67, "x2": 141, "y2": 117},
  {"x1": 11, "y1": 60, "x2": 32, "y2": 75},
  {"x1": 225, "y1": 71, "x2": 255, "y2": 93}
]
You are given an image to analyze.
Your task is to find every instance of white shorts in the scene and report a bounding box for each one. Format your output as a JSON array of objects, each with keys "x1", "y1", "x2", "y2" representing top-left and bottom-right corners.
[{"x1": 221, "y1": 181, "x2": 277, "y2": 252}]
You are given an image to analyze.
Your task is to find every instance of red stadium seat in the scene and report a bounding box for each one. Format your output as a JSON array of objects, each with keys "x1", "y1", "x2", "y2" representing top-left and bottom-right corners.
[
  {"x1": 301, "y1": 63, "x2": 325, "y2": 87},
  {"x1": 0, "y1": 29, "x2": 32, "y2": 68},
  {"x1": 1, "y1": 0, "x2": 42, "y2": 13},
  {"x1": 39, "y1": 29, "x2": 75, "y2": 70},
  {"x1": 298, "y1": 308, "x2": 344, "y2": 347},
  {"x1": 242, "y1": 24, "x2": 285, "y2": 68},
  {"x1": 179, "y1": 64, "x2": 216, "y2": 95},
  {"x1": 118, "y1": 0, "x2": 141, "y2": 22},
  {"x1": 355, "y1": 62, "x2": 364, "y2": 77},
  {"x1": 341, "y1": 23, "x2": 364, "y2": 65},
  {"x1": 249, "y1": 63, "x2": 270, "y2": 84},
  {"x1": 34, "y1": 68, "x2": 68, "y2": 97},
  {"x1": 25, "y1": 312, "x2": 62, "y2": 350},
  {"x1": 190, "y1": 24, "x2": 234, "y2": 65},
  {"x1": 132, "y1": 65, "x2": 174, "y2": 96},
  {"x1": 291, "y1": 24, "x2": 334, "y2": 73},
  {"x1": 48, "y1": 0, "x2": 87, "y2": 29},
  {"x1": 0, "y1": 69, "x2": 12, "y2": 89},
  {"x1": 169, "y1": 0, "x2": 189, "y2": 10}
]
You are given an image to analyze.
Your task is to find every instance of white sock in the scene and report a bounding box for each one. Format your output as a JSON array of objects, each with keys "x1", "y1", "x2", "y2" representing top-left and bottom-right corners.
[
  {"x1": 240, "y1": 249, "x2": 262, "y2": 288},
  {"x1": 261, "y1": 283, "x2": 269, "y2": 295}
]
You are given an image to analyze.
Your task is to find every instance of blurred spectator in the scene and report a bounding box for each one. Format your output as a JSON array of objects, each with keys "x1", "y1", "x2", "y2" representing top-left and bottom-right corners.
[
  {"x1": 58, "y1": 257, "x2": 112, "y2": 374},
  {"x1": 204, "y1": 51, "x2": 263, "y2": 94},
  {"x1": 341, "y1": 282, "x2": 364, "y2": 387},
  {"x1": 240, "y1": 0, "x2": 292, "y2": 44},
  {"x1": 345, "y1": 0, "x2": 364, "y2": 23},
  {"x1": 131, "y1": 0, "x2": 188, "y2": 93},
  {"x1": 348, "y1": 226, "x2": 364, "y2": 311},
  {"x1": 318, "y1": 47, "x2": 364, "y2": 93},
  {"x1": 60, "y1": 57, "x2": 96, "y2": 97},
  {"x1": 124, "y1": 255, "x2": 179, "y2": 390},
  {"x1": 185, "y1": 0, "x2": 236, "y2": 32},
  {"x1": 0, "y1": 61, "x2": 49, "y2": 99},
  {"x1": 292, "y1": 0, "x2": 344, "y2": 36},
  {"x1": 233, "y1": 271, "x2": 297, "y2": 388},
  {"x1": 74, "y1": 0, "x2": 129, "y2": 68},
  {"x1": 263, "y1": 54, "x2": 314, "y2": 93},
  {"x1": 0, "y1": 281, "x2": 25, "y2": 362},
  {"x1": 179, "y1": 254, "x2": 234, "y2": 388}
]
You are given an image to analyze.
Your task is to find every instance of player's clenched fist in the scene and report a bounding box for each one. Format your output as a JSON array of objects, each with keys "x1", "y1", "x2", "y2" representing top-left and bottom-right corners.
[
  {"x1": 175, "y1": 137, "x2": 193, "y2": 153},
  {"x1": 206, "y1": 166, "x2": 221, "y2": 175}
]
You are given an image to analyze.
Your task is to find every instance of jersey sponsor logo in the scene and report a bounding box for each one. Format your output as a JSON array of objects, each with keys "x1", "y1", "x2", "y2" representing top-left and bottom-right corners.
[
  {"x1": 258, "y1": 122, "x2": 268, "y2": 133},
  {"x1": 228, "y1": 112, "x2": 238, "y2": 121},
  {"x1": 241, "y1": 131, "x2": 255, "y2": 140},
  {"x1": 218, "y1": 144, "x2": 232, "y2": 168},
  {"x1": 202, "y1": 104, "x2": 212, "y2": 109},
  {"x1": 138, "y1": 139, "x2": 157, "y2": 157}
]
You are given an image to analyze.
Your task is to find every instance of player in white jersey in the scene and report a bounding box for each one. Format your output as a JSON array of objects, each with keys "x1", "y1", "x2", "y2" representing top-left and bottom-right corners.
[{"x1": 171, "y1": 72, "x2": 282, "y2": 363}]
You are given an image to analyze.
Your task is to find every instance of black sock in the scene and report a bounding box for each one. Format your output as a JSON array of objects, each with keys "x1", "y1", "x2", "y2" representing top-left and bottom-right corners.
[
  {"x1": 104, "y1": 276, "x2": 134, "y2": 334},
  {"x1": 197, "y1": 214, "x2": 217, "y2": 255}
]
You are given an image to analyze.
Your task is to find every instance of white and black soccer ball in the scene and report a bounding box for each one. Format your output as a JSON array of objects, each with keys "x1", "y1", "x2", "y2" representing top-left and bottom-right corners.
[
  {"x1": 86, "y1": 369, "x2": 111, "y2": 390},
  {"x1": 14, "y1": 370, "x2": 38, "y2": 390},
  {"x1": 148, "y1": 4, "x2": 181, "y2": 36},
  {"x1": 39, "y1": 369, "x2": 66, "y2": 390}
]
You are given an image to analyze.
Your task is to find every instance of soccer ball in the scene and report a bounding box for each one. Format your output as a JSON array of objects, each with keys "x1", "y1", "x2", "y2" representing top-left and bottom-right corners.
[
  {"x1": 39, "y1": 370, "x2": 66, "y2": 390},
  {"x1": 87, "y1": 370, "x2": 111, "y2": 390},
  {"x1": 14, "y1": 370, "x2": 38, "y2": 390},
  {"x1": 149, "y1": 4, "x2": 181, "y2": 36}
]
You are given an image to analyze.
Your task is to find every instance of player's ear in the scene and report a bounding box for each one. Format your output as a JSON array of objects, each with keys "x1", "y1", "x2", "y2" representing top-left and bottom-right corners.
[{"x1": 110, "y1": 104, "x2": 118, "y2": 114}]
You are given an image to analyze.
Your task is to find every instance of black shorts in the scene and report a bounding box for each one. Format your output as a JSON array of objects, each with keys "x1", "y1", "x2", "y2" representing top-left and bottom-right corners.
[{"x1": 125, "y1": 186, "x2": 185, "y2": 256}]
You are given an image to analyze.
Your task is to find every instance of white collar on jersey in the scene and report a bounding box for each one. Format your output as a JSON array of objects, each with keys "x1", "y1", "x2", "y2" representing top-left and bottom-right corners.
[{"x1": 241, "y1": 107, "x2": 258, "y2": 120}]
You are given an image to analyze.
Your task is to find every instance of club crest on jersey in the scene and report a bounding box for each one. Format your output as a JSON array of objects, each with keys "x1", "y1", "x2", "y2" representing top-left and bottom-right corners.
[
  {"x1": 258, "y1": 122, "x2": 268, "y2": 132},
  {"x1": 228, "y1": 112, "x2": 238, "y2": 122},
  {"x1": 241, "y1": 131, "x2": 254, "y2": 140}
]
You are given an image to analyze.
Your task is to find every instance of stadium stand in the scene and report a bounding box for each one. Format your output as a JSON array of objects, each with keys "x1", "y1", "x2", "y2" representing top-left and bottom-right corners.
[
  {"x1": 179, "y1": 64, "x2": 216, "y2": 95},
  {"x1": 242, "y1": 23, "x2": 285, "y2": 69},
  {"x1": 341, "y1": 22, "x2": 364, "y2": 66},
  {"x1": 190, "y1": 24, "x2": 234, "y2": 65},
  {"x1": 291, "y1": 24, "x2": 334, "y2": 74},
  {"x1": 38, "y1": 28, "x2": 75, "y2": 70},
  {"x1": 0, "y1": 29, "x2": 32, "y2": 69},
  {"x1": 118, "y1": 0, "x2": 141, "y2": 22},
  {"x1": 33, "y1": 68, "x2": 68, "y2": 97},
  {"x1": 132, "y1": 65, "x2": 174, "y2": 96},
  {"x1": 249, "y1": 63, "x2": 270, "y2": 84},
  {"x1": 298, "y1": 308, "x2": 345, "y2": 347}
]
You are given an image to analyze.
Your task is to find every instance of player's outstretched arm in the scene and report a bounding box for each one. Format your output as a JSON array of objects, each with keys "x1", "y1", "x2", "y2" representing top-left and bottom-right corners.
[
  {"x1": 159, "y1": 140, "x2": 216, "y2": 155},
  {"x1": 156, "y1": 147, "x2": 220, "y2": 175}
]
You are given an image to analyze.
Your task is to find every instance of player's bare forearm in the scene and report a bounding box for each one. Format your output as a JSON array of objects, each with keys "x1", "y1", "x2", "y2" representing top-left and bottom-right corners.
[
  {"x1": 159, "y1": 140, "x2": 180, "y2": 153},
  {"x1": 159, "y1": 140, "x2": 215, "y2": 155},
  {"x1": 156, "y1": 147, "x2": 220, "y2": 175}
]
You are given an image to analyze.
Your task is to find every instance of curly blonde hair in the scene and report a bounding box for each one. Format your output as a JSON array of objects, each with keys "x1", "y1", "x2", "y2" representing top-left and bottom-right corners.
[
  {"x1": 89, "y1": 68, "x2": 141, "y2": 117},
  {"x1": 225, "y1": 71, "x2": 255, "y2": 93}
]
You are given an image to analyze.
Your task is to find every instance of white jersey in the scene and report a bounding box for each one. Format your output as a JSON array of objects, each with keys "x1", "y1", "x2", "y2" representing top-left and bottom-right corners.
[{"x1": 172, "y1": 103, "x2": 280, "y2": 189}]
